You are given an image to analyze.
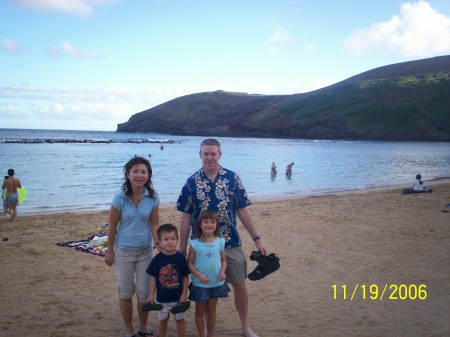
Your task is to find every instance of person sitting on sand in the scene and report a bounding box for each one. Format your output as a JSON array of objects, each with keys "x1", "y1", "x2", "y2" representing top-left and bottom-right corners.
[
  {"x1": 412, "y1": 174, "x2": 423, "y2": 191},
  {"x1": 412, "y1": 174, "x2": 431, "y2": 192}
]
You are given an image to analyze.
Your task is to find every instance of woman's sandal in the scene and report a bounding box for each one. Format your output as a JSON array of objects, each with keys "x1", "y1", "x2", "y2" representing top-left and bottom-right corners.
[
  {"x1": 141, "y1": 302, "x2": 163, "y2": 311},
  {"x1": 248, "y1": 252, "x2": 280, "y2": 281}
]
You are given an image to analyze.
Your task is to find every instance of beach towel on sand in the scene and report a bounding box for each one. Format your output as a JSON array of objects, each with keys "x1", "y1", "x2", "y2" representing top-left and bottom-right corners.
[
  {"x1": 56, "y1": 224, "x2": 108, "y2": 257},
  {"x1": 56, "y1": 237, "x2": 108, "y2": 256}
]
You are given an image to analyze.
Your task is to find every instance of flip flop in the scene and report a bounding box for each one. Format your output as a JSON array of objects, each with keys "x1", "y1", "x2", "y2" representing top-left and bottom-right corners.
[
  {"x1": 141, "y1": 302, "x2": 163, "y2": 311},
  {"x1": 170, "y1": 301, "x2": 191, "y2": 314},
  {"x1": 248, "y1": 252, "x2": 280, "y2": 281},
  {"x1": 137, "y1": 331, "x2": 154, "y2": 336}
]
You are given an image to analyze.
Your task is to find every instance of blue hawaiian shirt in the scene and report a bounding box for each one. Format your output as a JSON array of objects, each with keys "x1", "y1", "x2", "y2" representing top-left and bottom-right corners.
[{"x1": 176, "y1": 166, "x2": 251, "y2": 248}]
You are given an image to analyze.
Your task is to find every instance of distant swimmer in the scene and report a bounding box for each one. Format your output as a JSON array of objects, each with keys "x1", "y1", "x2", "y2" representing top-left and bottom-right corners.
[
  {"x1": 160, "y1": 142, "x2": 164, "y2": 150},
  {"x1": 271, "y1": 162, "x2": 277, "y2": 175},
  {"x1": 285, "y1": 162, "x2": 294, "y2": 176}
]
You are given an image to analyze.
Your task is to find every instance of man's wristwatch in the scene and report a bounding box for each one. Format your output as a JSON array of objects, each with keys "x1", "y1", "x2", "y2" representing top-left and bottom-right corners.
[{"x1": 252, "y1": 235, "x2": 261, "y2": 241}]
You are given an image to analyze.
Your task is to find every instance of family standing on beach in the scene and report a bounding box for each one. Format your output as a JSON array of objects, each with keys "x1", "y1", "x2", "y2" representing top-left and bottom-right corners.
[{"x1": 105, "y1": 138, "x2": 268, "y2": 337}]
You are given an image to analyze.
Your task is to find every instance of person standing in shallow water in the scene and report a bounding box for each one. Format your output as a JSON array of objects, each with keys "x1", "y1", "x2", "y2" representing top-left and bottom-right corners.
[
  {"x1": 177, "y1": 138, "x2": 266, "y2": 337},
  {"x1": 285, "y1": 162, "x2": 294, "y2": 176},
  {"x1": 2, "y1": 169, "x2": 22, "y2": 221},
  {"x1": 104, "y1": 156, "x2": 160, "y2": 337},
  {"x1": 271, "y1": 162, "x2": 277, "y2": 175}
]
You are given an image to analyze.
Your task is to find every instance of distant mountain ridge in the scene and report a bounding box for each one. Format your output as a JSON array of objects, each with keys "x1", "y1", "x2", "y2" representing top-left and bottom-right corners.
[{"x1": 117, "y1": 55, "x2": 450, "y2": 141}]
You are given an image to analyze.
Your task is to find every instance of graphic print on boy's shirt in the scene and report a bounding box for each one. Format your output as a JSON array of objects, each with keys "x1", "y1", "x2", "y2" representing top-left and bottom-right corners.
[{"x1": 159, "y1": 264, "x2": 179, "y2": 289}]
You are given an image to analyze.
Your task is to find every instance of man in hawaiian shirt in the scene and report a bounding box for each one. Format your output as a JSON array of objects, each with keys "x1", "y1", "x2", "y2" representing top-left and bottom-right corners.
[{"x1": 177, "y1": 138, "x2": 266, "y2": 337}]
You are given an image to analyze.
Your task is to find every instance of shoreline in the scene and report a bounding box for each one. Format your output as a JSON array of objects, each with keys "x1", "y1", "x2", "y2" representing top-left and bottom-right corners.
[{"x1": 11, "y1": 177, "x2": 450, "y2": 218}]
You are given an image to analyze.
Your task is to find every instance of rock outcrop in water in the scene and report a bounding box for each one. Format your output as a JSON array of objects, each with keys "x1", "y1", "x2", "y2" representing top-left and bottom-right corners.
[
  {"x1": 117, "y1": 55, "x2": 450, "y2": 141},
  {"x1": 1, "y1": 139, "x2": 175, "y2": 144}
]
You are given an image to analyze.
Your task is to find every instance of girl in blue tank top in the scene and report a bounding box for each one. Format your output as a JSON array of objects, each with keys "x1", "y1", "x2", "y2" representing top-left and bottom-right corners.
[{"x1": 187, "y1": 209, "x2": 230, "y2": 337}]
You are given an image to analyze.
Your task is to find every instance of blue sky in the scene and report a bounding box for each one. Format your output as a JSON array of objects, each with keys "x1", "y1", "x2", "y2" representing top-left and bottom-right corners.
[{"x1": 1, "y1": 0, "x2": 450, "y2": 131}]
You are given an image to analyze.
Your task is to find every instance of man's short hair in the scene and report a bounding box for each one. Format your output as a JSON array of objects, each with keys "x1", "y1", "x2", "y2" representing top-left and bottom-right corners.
[
  {"x1": 7, "y1": 169, "x2": 14, "y2": 176},
  {"x1": 200, "y1": 138, "x2": 221, "y2": 151}
]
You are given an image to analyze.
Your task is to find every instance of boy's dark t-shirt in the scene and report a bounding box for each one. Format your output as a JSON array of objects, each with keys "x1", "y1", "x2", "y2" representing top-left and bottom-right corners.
[{"x1": 147, "y1": 251, "x2": 190, "y2": 303}]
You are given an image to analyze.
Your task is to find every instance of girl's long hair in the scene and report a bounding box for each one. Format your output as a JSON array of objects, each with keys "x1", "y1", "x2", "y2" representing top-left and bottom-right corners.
[
  {"x1": 122, "y1": 156, "x2": 156, "y2": 198},
  {"x1": 194, "y1": 209, "x2": 221, "y2": 238}
]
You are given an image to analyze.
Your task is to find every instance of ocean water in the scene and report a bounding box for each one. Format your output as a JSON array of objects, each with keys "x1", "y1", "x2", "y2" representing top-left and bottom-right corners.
[{"x1": 1, "y1": 128, "x2": 449, "y2": 215}]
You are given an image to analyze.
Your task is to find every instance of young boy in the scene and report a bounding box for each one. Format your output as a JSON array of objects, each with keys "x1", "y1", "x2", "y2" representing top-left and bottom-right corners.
[{"x1": 145, "y1": 223, "x2": 191, "y2": 337}]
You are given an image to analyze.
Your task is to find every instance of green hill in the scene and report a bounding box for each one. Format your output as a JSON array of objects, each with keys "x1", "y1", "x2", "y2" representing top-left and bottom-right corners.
[{"x1": 117, "y1": 55, "x2": 450, "y2": 141}]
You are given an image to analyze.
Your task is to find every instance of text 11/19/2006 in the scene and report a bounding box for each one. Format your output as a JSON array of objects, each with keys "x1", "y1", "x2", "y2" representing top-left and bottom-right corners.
[{"x1": 332, "y1": 284, "x2": 427, "y2": 301}]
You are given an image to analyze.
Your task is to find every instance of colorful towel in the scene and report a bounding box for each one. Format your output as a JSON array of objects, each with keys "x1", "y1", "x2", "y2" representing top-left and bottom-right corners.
[
  {"x1": 56, "y1": 223, "x2": 108, "y2": 257},
  {"x1": 56, "y1": 238, "x2": 108, "y2": 256}
]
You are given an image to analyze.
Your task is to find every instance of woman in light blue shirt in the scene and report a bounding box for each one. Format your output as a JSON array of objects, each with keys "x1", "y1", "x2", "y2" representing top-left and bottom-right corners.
[{"x1": 105, "y1": 157, "x2": 160, "y2": 337}]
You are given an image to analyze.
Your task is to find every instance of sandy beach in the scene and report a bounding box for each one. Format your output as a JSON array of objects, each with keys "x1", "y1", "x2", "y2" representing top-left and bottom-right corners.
[{"x1": 1, "y1": 181, "x2": 449, "y2": 337}]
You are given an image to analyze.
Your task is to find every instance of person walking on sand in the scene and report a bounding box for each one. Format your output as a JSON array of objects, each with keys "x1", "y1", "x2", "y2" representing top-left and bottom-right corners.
[
  {"x1": 146, "y1": 223, "x2": 190, "y2": 337},
  {"x1": 177, "y1": 138, "x2": 266, "y2": 337},
  {"x1": 188, "y1": 210, "x2": 230, "y2": 337},
  {"x1": 2, "y1": 169, "x2": 22, "y2": 221},
  {"x1": 104, "y1": 157, "x2": 160, "y2": 337}
]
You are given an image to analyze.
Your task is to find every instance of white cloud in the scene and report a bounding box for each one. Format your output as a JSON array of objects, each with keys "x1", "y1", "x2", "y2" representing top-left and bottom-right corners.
[
  {"x1": 62, "y1": 41, "x2": 102, "y2": 58},
  {"x1": 1, "y1": 38, "x2": 22, "y2": 54},
  {"x1": 8, "y1": 0, "x2": 123, "y2": 18},
  {"x1": 343, "y1": 0, "x2": 450, "y2": 57},
  {"x1": 265, "y1": 24, "x2": 296, "y2": 52},
  {"x1": 1, "y1": 103, "x2": 23, "y2": 114},
  {"x1": 0, "y1": 83, "x2": 177, "y2": 130}
]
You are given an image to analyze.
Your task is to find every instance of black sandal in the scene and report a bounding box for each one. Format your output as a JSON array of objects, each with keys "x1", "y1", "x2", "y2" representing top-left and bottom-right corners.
[
  {"x1": 248, "y1": 252, "x2": 280, "y2": 281},
  {"x1": 170, "y1": 301, "x2": 191, "y2": 314},
  {"x1": 141, "y1": 302, "x2": 163, "y2": 311}
]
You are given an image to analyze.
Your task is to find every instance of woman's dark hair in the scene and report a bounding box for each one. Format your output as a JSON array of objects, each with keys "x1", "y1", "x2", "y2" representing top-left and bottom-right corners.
[
  {"x1": 194, "y1": 209, "x2": 221, "y2": 238},
  {"x1": 122, "y1": 156, "x2": 155, "y2": 198}
]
